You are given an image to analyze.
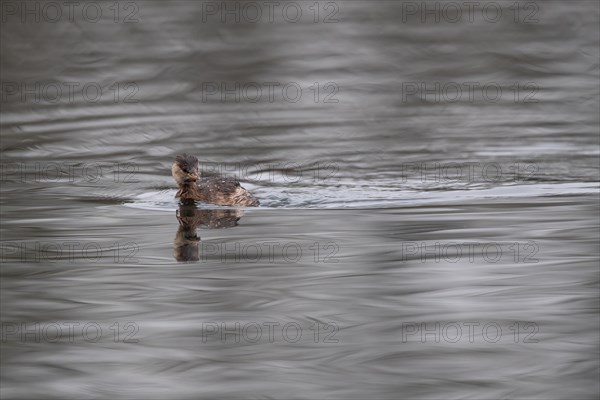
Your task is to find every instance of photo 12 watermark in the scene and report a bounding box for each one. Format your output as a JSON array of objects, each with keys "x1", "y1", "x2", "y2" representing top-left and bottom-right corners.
[
  {"x1": 399, "y1": 162, "x2": 538, "y2": 183},
  {"x1": 1, "y1": 82, "x2": 139, "y2": 104},
  {"x1": 1, "y1": 321, "x2": 140, "y2": 343},
  {"x1": 200, "y1": 240, "x2": 340, "y2": 264},
  {"x1": 199, "y1": 161, "x2": 339, "y2": 184},
  {"x1": 399, "y1": 1, "x2": 539, "y2": 24},
  {"x1": 201, "y1": 321, "x2": 339, "y2": 344},
  {"x1": 401, "y1": 321, "x2": 539, "y2": 343},
  {"x1": 199, "y1": 1, "x2": 340, "y2": 23},
  {"x1": 401, "y1": 82, "x2": 539, "y2": 103},
  {"x1": 1, "y1": 241, "x2": 139, "y2": 264},
  {"x1": 0, "y1": 1, "x2": 140, "y2": 23},
  {"x1": 399, "y1": 241, "x2": 539, "y2": 264},
  {"x1": 0, "y1": 161, "x2": 139, "y2": 184},
  {"x1": 199, "y1": 82, "x2": 339, "y2": 104}
]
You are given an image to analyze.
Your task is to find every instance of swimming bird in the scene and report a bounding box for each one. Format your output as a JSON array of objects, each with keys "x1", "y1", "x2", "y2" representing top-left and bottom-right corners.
[{"x1": 171, "y1": 154, "x2": 259, "y2": 206}]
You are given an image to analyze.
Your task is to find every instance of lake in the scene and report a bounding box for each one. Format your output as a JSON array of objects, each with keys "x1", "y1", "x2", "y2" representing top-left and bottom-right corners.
[{"x1": 1, "y1": 1, "x2": 599, "y2": 399}]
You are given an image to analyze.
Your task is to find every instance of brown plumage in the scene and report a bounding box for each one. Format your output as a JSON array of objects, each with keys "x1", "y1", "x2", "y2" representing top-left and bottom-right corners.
[{"x1": 171, "y1": 154, "x2": 259, "y2": 207}]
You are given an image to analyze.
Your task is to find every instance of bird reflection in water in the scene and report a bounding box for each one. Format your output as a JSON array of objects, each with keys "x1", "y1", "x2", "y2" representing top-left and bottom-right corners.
[{"x1": 173, "y1": 201, "x2": 243, "y2": 262}]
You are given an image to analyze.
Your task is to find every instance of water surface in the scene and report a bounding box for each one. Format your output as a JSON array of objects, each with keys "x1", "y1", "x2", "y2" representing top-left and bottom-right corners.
[{"x1": 1, "y1": 1, "x2": 599, "y2": 399}]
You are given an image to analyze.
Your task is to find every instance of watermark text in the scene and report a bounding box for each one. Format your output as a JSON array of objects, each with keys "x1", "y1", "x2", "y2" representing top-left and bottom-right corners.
[
  {"x1": 202, "y1": 321, "x2": 339, "y2": 343},
  {"x1": 1, "y1": 321, "x2": 139, "y2": 343},
  {"x1": 401, "y1": 321, "x2": 539, "y2": 343},
  {"x1": 201, "y1": 240, "x2": 339, "y2": 263},
  {"x1": 200, "y1": 1, "x2": 339, "y2": 23},
  {"x1": 1, "y1": 82, "x2": 139, "y2": 104},
  {"x1": 1, "y1": 241, "x2": 139, "y2": 263},
  {"x1": 400, "y1": 241, "x2": 539, "y2": 263},
  {"x1": 1, "y1": 1, "x2": 139, "y2": 23},
  {"x1": 1, "y1": 162, "x2": 139, "y2": 184}
]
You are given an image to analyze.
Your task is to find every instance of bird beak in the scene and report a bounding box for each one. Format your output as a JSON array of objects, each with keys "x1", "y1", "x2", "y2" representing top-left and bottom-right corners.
[{"x1": 185, "y1": 174, "x2": 198, "y2": 182}]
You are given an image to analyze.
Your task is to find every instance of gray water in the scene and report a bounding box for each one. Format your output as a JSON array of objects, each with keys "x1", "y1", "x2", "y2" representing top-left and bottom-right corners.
[{"x1": 1, "y1": 1, "x2": 599, "y2": 399}]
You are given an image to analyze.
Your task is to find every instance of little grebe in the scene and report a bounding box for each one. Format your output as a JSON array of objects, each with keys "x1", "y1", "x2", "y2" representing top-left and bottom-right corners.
[{"x1": 172, "y1": 154, "x2": 259, "y2": 207}]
